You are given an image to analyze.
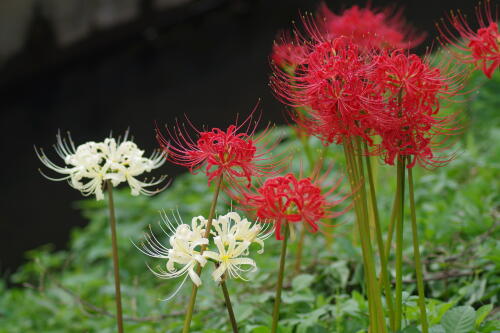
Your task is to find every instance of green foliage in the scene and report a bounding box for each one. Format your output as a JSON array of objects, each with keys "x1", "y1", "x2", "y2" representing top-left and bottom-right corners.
[
  {"x1": 441, "y1": 306, "x2": 476, "y2": 333},
  {"x1": 1, "y1": 65, "x2": 499, "y2": 332}
]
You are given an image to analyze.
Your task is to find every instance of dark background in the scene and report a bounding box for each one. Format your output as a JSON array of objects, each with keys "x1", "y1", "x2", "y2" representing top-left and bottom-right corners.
[{"x1": 0, "y1": 0, "x2": 478, "y2": 277}]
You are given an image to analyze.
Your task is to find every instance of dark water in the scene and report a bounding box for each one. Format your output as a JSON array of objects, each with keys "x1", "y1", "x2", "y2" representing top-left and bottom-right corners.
[{"x1": 0, "y1": 0, "x2": 476, "y2": 276}]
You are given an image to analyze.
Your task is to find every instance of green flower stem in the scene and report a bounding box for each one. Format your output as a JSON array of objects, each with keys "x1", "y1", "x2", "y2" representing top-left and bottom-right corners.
[
  {"x1": 106, "y1": 180, "x2": 124, "y2": 333},
  {"x1": 354, "y1": 139, "x2": 386, "y2": 333},
  {"x1": 343, "y1": 141, "x2": 376, "y2": 331},
  {"x1": 220, "y1": 279, "x2": 239, "y2": 333},
  {"x1": 344, "y1": 139, "x2": 388, "y2": 333},
  {"x1": 364, "y1": 143, "x2": 395, "y2": 332},
  {"x1": 395, "y1": 157, "x2": 406, "y2": 331},
  {"x1": 299, "y1": 132, "x2": 315, "y2": 170},
  {"x1": 384, "y1": 190, "x2": 399, "y2": 267},
  {"x1": 183, "y1": 175, "x2": 224, "y2": 333},
  {"x1": 294, "y1": 225, "x2": 306, "y2": 274},
  {"x1": 271, "y1": 223, "x2": 289, "y2": 333},
  {"x1": 408, "y1": 164, "x2": 429, "y2": 333}
]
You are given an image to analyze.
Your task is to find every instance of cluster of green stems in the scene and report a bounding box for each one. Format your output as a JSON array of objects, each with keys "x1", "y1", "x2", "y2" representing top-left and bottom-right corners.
[
  {"x1": 340, "y1": 136, "x2": 429, "y2": 333},
  {"x1": 268, "y1": 130, "x2": 430, "y2": 333}
]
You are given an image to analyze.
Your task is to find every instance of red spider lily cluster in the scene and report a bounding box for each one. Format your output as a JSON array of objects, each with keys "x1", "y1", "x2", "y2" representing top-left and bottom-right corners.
[
  {"x1": 271, "y1": 3, "x2": 467, "y2": 169},
  {"x1": 232, "y1": 172, "x2": 349, "y2": 240},
  {"x1": 272, "y1": 3, "x2": 424, "y2": 70},
  {"x1": 156, "y1": 111, "x2": 283, "y2": 187},
  {"x1": 370, "y1": 51, "x2": 462, "y2": 167},
  {"x1": 437, "y1": 0, "x2": 500, "y2": 78},
  {"x1": 315, "y1": 4, "x2": 426, "y2": 50},
  {"x1": 273, "y1": 37, "x2": 382, "y2": 146}
]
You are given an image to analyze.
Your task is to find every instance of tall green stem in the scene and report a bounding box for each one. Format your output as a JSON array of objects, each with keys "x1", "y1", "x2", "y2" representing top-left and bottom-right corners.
[
  {"x1": 271, "y1": 223, "x2": 289, "y2": 333},
  {"x1": 354, "y1": 139, "x2": 386, "y2": 333},
  {"x1": 408, "y1": 164, "x2": 429, "y2": 333},
  {"x1": 294, "y1": 225, "x2": 306, "y2": 274},
  {"x1": 183, "y1": 175, "x2": 224, "y2": 333},
  {"x1": 106, "y1": 180, "x2": 124, "y2": 333},
  {"x1": 384, "y1": 190, "x2": 399, "y2": 266},
  {"x1": 299, "y1": 132, "x2": 315, "y2": 169},
  {"x1": 395, "y1": 158, "x2": 406, "y2": 331},
  {"x1": 364, "y1": 144, "x2": 395, "y2": 331},
  {"x1": 220, "y1": 279, "x2": 238, "y2": 333},
  {"x1": 343, "y1": 139, "x2": 387, "y2": 333},
  {"x1": 343, "y1": 141, "x2": 376, "y2": 330}
]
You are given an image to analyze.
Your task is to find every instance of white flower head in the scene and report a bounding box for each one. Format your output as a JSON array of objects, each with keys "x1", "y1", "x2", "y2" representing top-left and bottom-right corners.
[
  {"x1": 203, "y1": 236, "x2": 257, "y2": 282},
  {"x1": 36, "y1": 130, "x2": 167, "y2": 200},
  {"x1": 133, "y1": 210, "x2": 208, "y2": 301},
  {"x1": 136, "y1": 210, "x2": 269, "y2": 300},
  {"x1": 211, "y1": 212, "x2": 273, "y2": 254},
  {"x1": 204, "y1": 212, "x2": 271, "y2": 282}
]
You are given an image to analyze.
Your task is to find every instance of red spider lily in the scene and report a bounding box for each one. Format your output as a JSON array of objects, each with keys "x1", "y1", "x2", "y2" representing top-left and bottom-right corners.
[
  {"x1": 272, "y1": 36, "x2": 382, "y2": 145},
  {"x1": 370, "y1": 50, "x2": 463, "y2": 168},
  {"x1": 316, "y1": 3, "x2": 426, "y2": 50},
  {"x1": 271, "y1": 33, "x2": 309, "y2": 71},
  {"x1": 233, "y1": 172, "x2": 350, "y2": 240},
  {"x1": 437, "y1": 0, "x2": 499, "y2": 78},
  {"x1": 156, "y1": 109, "x2": 284, "y2": 187}
]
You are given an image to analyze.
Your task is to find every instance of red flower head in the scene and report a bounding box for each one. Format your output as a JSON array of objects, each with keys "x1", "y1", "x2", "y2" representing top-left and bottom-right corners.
[
  {"x1": 271, "y1": 32, "x2": 309, "y2": 71},
  {"x1": 437, "y1": 0, "x2": 499, "y2": 78},
  {"x1": 317, "y1": 3, "x2": 425, "y2": 50},
  {"x1": 370, "y1": 50, "x2": 463, "y2": 168},
  {"x1": 234, "y1": 172, "x2": 349, "y2": 240},
  {"x1": 156, "y1": 109, "x2": 282, "y2": 187},
  {"x1": 272, "y1": 36, "x2": 382, "y2": 145}
]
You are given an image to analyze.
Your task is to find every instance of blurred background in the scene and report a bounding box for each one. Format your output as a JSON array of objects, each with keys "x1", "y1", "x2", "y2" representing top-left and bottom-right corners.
[{"x1": 0, "y1": 0, "x2": 478, "y2": 278}]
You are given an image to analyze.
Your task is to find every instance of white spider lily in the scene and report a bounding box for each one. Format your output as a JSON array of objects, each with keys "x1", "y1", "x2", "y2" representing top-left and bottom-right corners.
[
  {"x1": 134, "y1": 210, "x2": 208, "y2": 300},
  {"x1": 203, "y1": 236, "x2": 257, "y2": 282},
  {"x1": 211, "y1": 212, "x2": 273, "y2": 254},
  {"x1": 35, "y1": 131, "x2": 167, "y2": 200},
  {"x1": 137, "y1": 210, "x2": 267, "y2": 300}
]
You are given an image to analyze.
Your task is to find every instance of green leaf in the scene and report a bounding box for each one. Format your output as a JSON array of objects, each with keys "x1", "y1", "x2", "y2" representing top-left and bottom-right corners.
[
  {"x1": 429, "y1": 325, "x2": 446, "y2": 333},
  {"x1": 250, "y1": 327, "x2": 270, "y2": 333},
  {"x1": 477, "y1": 320, "x2": 500, "y2": 333},
  {"x1": 399, "y1": 325, "x2": 420, "y2": 333},
  {"x1": 475, "y1": 304, "x2": 493, "y2": 328},
  {"x1": 234, "y1": 303, "x2": 254, "y2": 323},
  {"x1": 441, "y1": 306, "x2": 476, "y2": 333},
  {"x1": 292, "y1": 274, "x2": 315, "y2": 291}
]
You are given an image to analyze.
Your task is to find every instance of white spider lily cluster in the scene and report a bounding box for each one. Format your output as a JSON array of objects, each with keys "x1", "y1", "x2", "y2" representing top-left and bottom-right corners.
[
  {"x1": 136, "y1": 211, "x2": 271, "y2": 300},
  {"x1": 36, "y1": 131, "x2": 167, "y2": 200}
]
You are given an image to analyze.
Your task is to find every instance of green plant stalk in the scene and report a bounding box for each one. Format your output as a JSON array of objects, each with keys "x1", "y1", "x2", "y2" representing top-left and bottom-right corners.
[
  {"x1": 364, "y1": 143, "x2": 395, "y2": 332},
  {"x1": 384, "y1": 190, "x2": 399, "y2": 266},
  {"x1": 183, "y1": 175, "x2": 224, "y2": 333},
  {"x1": 299, "y1": 131, "x2": 315, "y2": 169},
  {"x1": 354, "y1": 139, "x2": 387, "y2": 333},
  {"x1": 344, "y1": 139, "x2": 387, "y2": 333},
  {"x1": 343, "y1": 142, "x2": 376, "y2": 327},
  {"x1": 106, "y1": 180, "x2": 124, "y2": 333},
  {"x1": 294, "y1": 225, "x2": 306, "y2": 274},
  {"x1": 271, "y1": 223, "x2": 289, "y2": 333},
  {"x1": 408, "y1": 165, "x2": 429, "y2": 333},
  {"x1": 220, "y1": 279, "x2": 239, "y2": 333},
  {"x1": 394, "y1": 157, "x2": 406, "y2": 331},
  {"x1": 293, "y1": 132, "x2": 314, "y2": 274},
  {"x1": 344, "y1": 142, "x2": 377, "y2": 331}
]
